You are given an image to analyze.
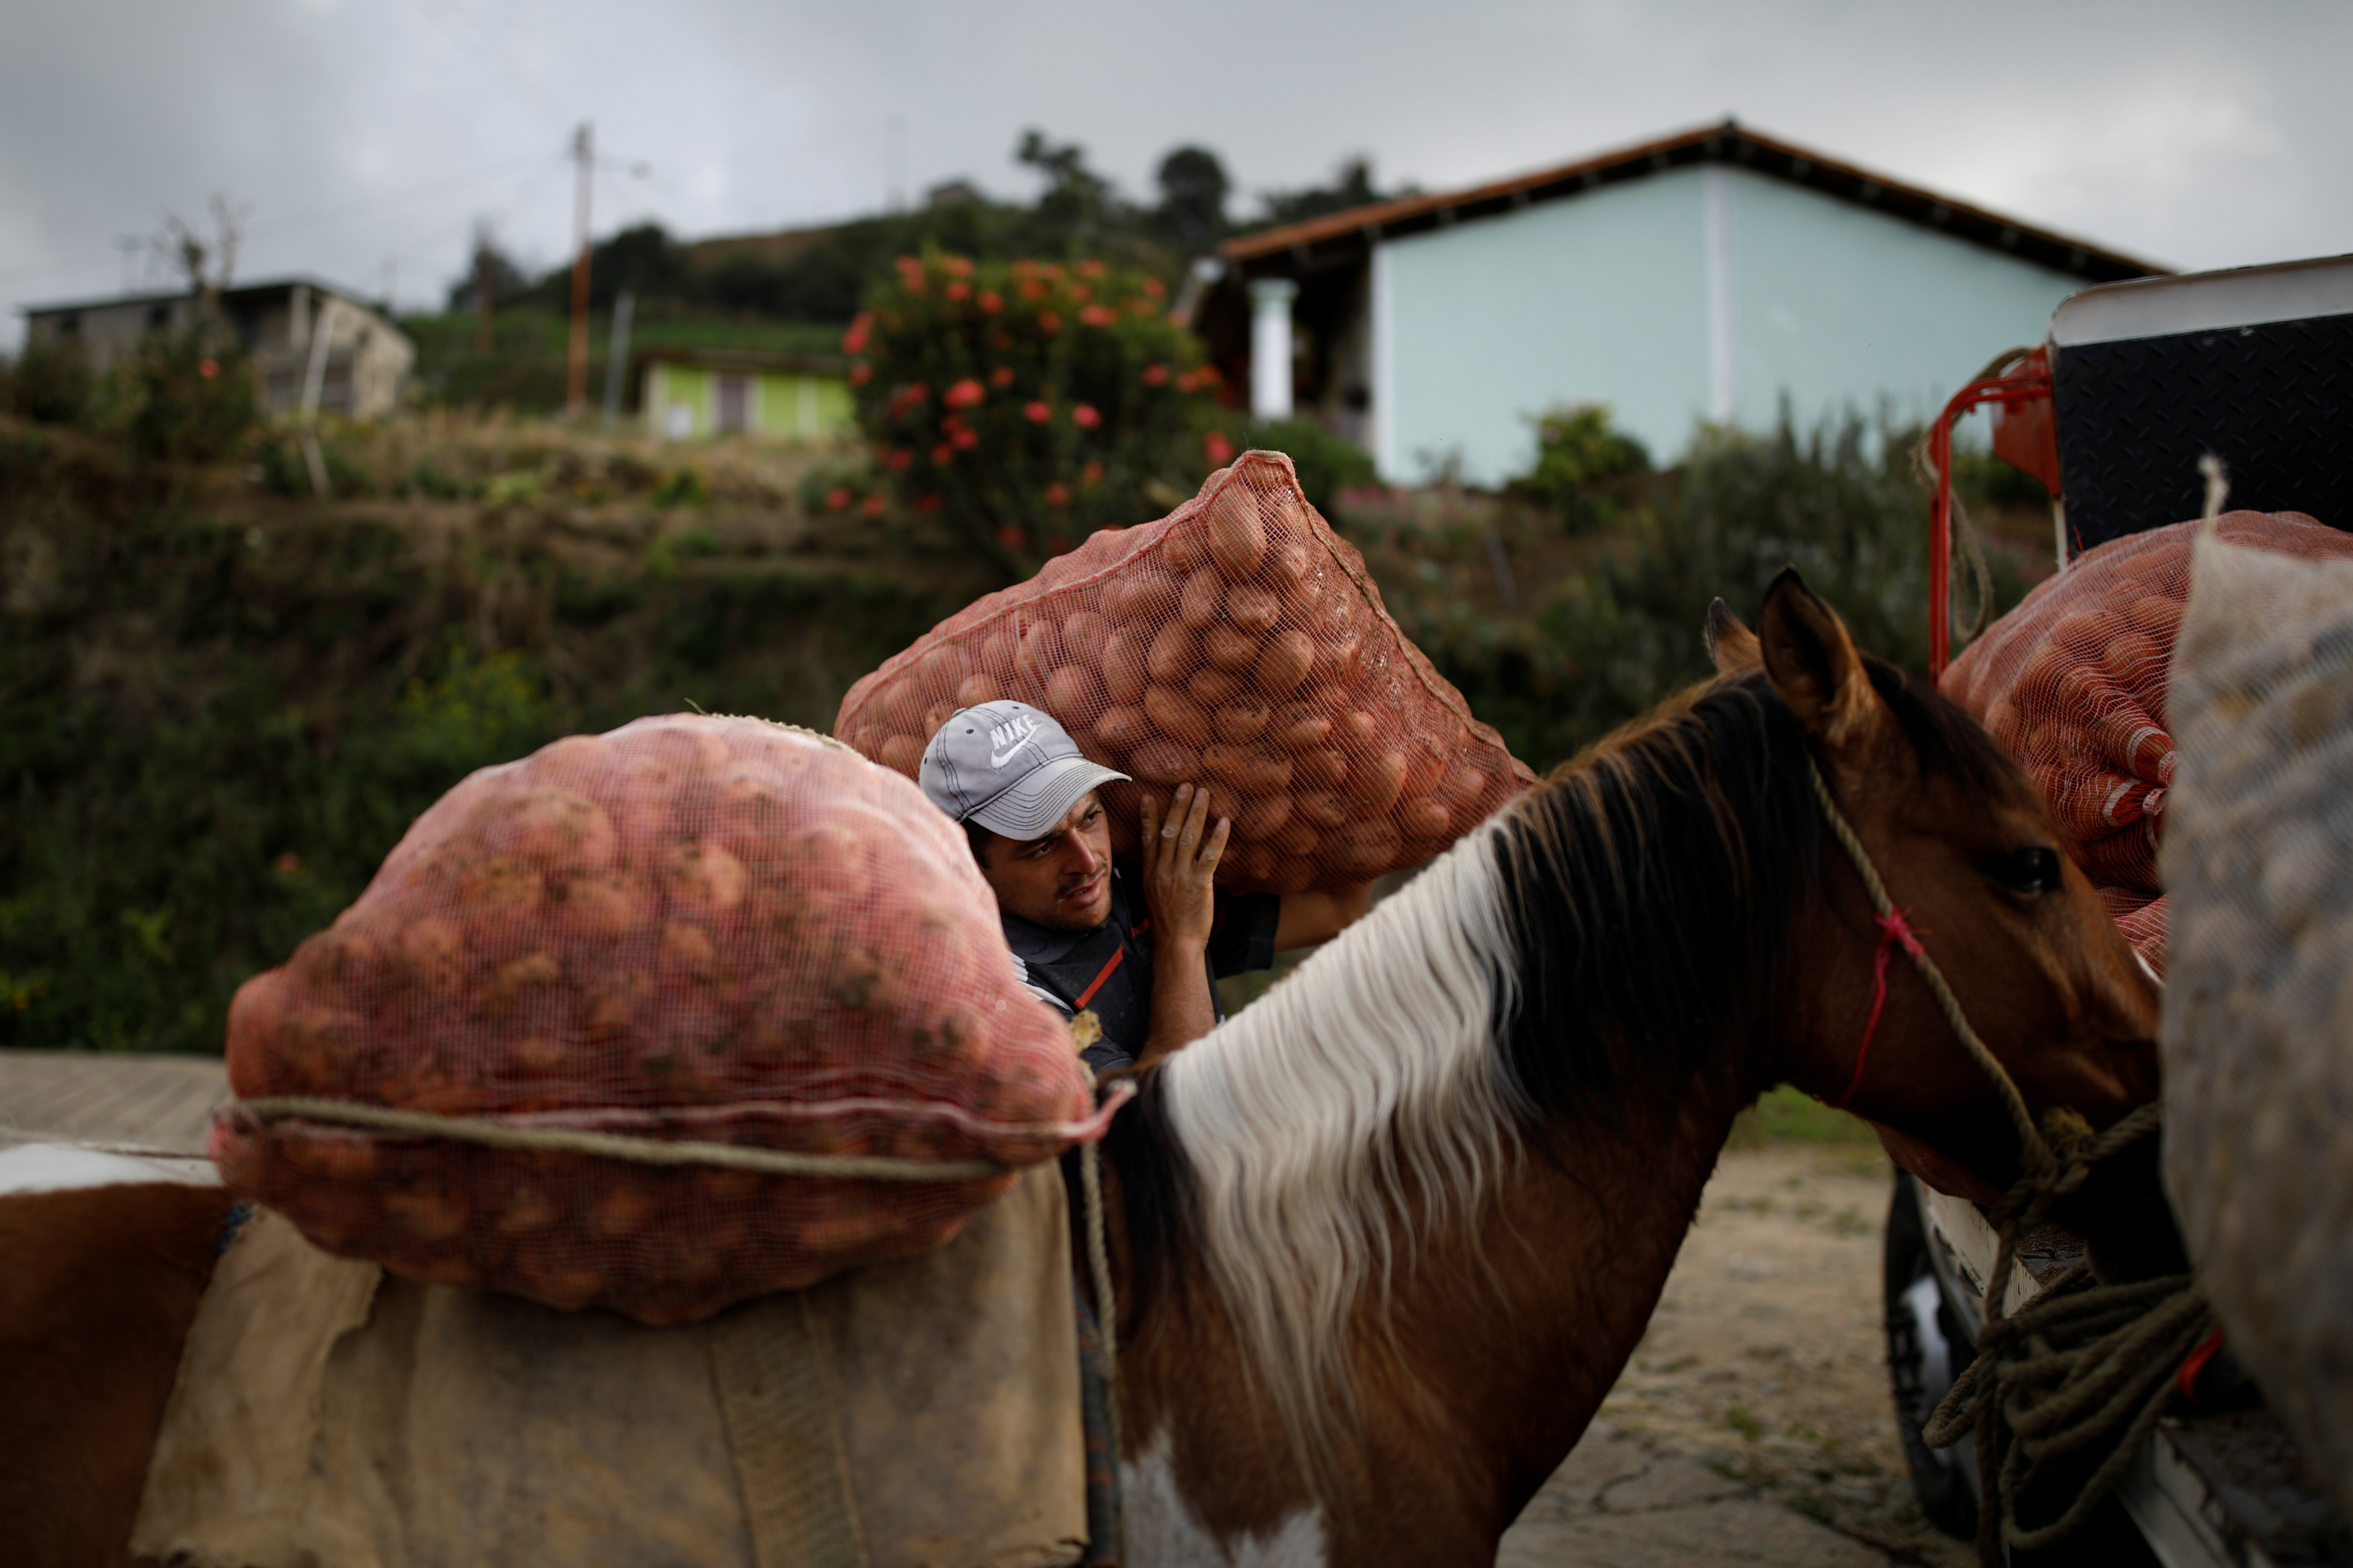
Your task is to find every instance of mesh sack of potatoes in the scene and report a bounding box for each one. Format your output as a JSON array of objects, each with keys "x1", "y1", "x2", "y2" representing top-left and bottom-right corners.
[
  {"x1": 834, "y1": 452, "x2": 1537, "y2": 892},
  {"x1": 2161, "y1": 528, "x2": 2353, "y2": 1521},
  {"x1": 1941, "y1": 511, "x2": 2353, "y2": 971},
  {"x1": 208, "y1": 714, "x2": 1105, "y2": 1326}
]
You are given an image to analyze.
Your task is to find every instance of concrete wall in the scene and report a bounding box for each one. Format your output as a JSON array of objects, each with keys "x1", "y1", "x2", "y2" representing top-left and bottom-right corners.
[{"x1": 1371, "y1": 164, "x2": 2085, "y2": 484}]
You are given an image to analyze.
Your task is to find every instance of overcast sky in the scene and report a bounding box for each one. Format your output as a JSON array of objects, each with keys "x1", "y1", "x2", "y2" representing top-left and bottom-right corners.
[{"x1": 4, "y1": 0, "x2": 2347, "y2": 342}]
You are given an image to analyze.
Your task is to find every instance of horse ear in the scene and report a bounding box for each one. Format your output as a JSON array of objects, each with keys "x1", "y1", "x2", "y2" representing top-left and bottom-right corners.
[
  {"x1": 1704, "y1": 598, "x2": 1763, "y2": 677},
  {"x1": 1759, "y1": 568, "x2": 1882, "y2": 753}
]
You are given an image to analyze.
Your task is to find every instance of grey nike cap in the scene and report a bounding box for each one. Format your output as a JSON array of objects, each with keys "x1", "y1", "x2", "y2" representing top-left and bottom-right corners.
[{"x1": 920, "y1": 700, "x2": 1129, "y2": 840}]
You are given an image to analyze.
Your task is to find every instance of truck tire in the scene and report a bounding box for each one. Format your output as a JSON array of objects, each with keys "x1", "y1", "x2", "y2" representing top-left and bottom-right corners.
[{"x1": 1884, "y1": 1169, "x2": 1979, "y2": 1539}]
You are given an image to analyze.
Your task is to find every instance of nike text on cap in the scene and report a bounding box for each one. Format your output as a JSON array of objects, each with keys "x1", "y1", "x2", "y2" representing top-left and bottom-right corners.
[{"x1": 919, "y1": 700, "x2": 1130, "y2": 841}]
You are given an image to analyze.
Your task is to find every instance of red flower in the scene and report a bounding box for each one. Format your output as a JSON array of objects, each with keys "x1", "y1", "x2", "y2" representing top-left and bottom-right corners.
[
  {"x1": 916, "y1": 494, "x2": 945, "y2": 513},
  {"x1": 842, "y1": 312, "x2": 875, "y2": 354},
  {"x1": 940, "y1": 413, "x2": 967, "y2": 434},
  {"x1": 894, "y1": 255, "x2": 924, "y2": 283},
  {"x1": 979, "y1": 291, "x2": 1003, "y2": 313},
  {"x1": 1071, "y1": 403, "x2": 1101, "y2": 429},
  {"x1": 1068, "y1": 282, "x2": 1092, "y2": 303},
  {"x1": 1024, "y1": 401, "x2": 1051, "y2": 423},
  {"x1": 1019, "y1": 278, "x2": 1049, "y2": 301},
  {"x1": 946, "y1": 255, "x2": 975, "y2": 278},
  {"x1": 1175, "y1": 370, "x2": 1200, "y2": 393},
  {"x1": 1046, "y1": 534, "x2": 1072, "y2": 554},
  {"x1": 1142, "y1": 276, "x2": 1166, "y2": 300},
  {"x1": 932, "y1": 442, "x2": 954, "y2": 464},
  {"x1": 1081, "y1": 461, "x2": 1105, "y2": 483},
  {"x1": 198, "y1": 358, "x2": 220, "y2": 379},
  {"x1": 1044, "y1": 483, "x2": 1071, "y2": 506},
  {"x1": 951, "y1": 427, "x2": 979, "y2": 450},
  {"x1": 1141, "y1": 363, "x2": 1169, "y2": 386},
  {"x1": 989, "y1": 364, "x2": 1014, "y2": 387},
  {"x1": 1079, "y1": 304, "x2": 1116, "y2": 328},
  {"x1": 862, "y1": 494, "x2": 886, "y2": 518},
  {"x1": 944, "y1": 377, "x2": 985, "y2": 409},
  {"x1": 273, "y1": 851, "x2": 303, "y2": 874},
  {"x1": 1035, "y1": 310, "x2": 1061, "y2": 335},
  {"x1": 1203, "y1": 429, "x2": 1236, "y2": 466},
  {"x1": 849, "y1": 362, "x2": 871, "y2": 386},
  {"x1": 997, "y1": 524, "x2": 1027, "y2": 548},
  {"x1": 945, "y1": 280, "x2": 971, "y2": 301},
  {"x1": 1077, "y1": 259, "x2": 1107, "y2": 279},
  {"x1": 1197, "y1": 365, "x2": 1223, "y2": 388},
  {"x1": 888, "y1": 448, "x2": 914, "y2": 471},
  {"x1": 826, "y1": 487, "x2": 852, "y2": 511},
  {"x1": 905, "y1": 382, "x2": 930, "y2": 405},
  {"x1": 991, "y1": 331, "x2": 1012, "y2": 349}
]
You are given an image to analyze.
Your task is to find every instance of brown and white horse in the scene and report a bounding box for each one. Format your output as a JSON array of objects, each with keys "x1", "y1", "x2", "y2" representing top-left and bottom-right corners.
[{"x1": 1, "y1": 572, "x2": 2160, "y2": 1566}]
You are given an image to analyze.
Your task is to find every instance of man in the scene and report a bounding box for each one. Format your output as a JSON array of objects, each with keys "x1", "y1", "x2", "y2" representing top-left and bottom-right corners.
[{"x1": 920, "y1": 700, "x2": 1376, "y2": 1075}]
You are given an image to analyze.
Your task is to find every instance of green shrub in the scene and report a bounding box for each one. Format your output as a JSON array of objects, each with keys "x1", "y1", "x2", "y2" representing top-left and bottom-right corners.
[
  {"x1": 1511, "y1": 403, "x2": 1650, "y2": 532},
  {"x1": 848, "y1": 252, "x2": 1219, "y2": 577},
  {"x1": 5, "y1": 335, "x2": 96, "y2": 427},
  {"x1": 122, "y1": 325, "x2": 260, "y2": 465}
]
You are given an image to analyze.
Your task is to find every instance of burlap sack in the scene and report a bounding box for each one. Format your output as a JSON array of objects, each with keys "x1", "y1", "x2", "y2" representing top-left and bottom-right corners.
[
  {"x1": 2161, "y1": 527, "x2": 2353, "y2": 1521},
  {"x1": 834, "y1": 452, "x2": 1536, "y2": 893},
  {"x1": 133, "y1": 1165, "x2": 1085, "y2": 1568}
]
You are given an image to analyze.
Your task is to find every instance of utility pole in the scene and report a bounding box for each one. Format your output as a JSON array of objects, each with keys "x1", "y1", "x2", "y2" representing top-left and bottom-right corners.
[
  {"x1": 473, "y1": 224, "x2": 495, "y2": 354},
  {"x1": 566, "y1": 121, "x2": 594, "y2": 417}
]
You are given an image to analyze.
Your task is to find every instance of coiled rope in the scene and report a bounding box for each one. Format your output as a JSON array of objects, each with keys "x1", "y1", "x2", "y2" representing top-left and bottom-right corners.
[{"x1": 1806, "y1": 759, "x2": 2206, "y2": 1565}]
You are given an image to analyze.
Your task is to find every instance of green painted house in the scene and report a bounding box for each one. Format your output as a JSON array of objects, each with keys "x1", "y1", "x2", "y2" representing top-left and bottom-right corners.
[{"x1": 636, "y1": 348, "x2": 854, "y2": 442}]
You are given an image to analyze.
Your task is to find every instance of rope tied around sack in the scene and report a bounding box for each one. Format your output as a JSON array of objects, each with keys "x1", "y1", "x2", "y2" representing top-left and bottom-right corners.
[{"x1": 1806, "y1": 759, "x2": 2208, "y2": 1565}]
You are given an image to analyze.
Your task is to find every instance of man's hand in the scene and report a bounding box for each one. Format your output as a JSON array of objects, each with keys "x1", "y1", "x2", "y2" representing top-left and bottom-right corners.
[
  {"x1": 1275, "y1": 878, "x2": 1378, "y2": 950},
  {"x1": 1134, "y1": 783, "x2": 1228, "y2": 1067},
  {"x1": 1138, "y1": 782, "x2": 1227, "y2": 950}
]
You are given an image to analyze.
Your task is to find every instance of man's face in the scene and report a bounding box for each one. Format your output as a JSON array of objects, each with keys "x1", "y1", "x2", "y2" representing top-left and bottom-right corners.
[{"x1": 975, "y1": 792, "x2": 1114, "y2": 932}]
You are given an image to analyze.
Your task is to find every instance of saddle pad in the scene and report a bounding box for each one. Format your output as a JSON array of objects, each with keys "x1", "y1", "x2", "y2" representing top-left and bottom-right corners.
[{"x1": 132, "y1": 1164, "x2": 1084, "y2": 1568}]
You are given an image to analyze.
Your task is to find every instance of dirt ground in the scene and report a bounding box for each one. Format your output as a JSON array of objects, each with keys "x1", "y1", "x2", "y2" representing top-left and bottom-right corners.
[{"x1": 1499, "y1": 1145, "x2": 1976, "y2": 1568}]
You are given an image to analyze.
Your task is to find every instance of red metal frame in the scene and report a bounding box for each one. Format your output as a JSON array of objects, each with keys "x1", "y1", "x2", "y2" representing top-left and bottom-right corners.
[{"x1": 1928, "y1": 350, "x2": 2052, "y2": 680}]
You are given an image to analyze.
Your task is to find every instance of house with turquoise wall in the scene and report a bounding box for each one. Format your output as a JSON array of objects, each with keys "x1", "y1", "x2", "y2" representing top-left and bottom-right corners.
[
  {"x1": 636, "y1": 348, "x2": 854, "y2": 443},
  {"x1": 1199, "y1": 122, "x2": 2162, "y2": 485}
]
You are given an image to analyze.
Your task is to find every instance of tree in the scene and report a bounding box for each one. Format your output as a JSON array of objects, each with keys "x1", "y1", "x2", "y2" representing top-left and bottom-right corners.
[
  {"x1": 1016, "y1": 129, "x2": 1117, "y2": 229},
  {"x1": 1258, "y1": 157, "x2": 1400, "y2": 229},
  {"x1": 1154, "y1": 146, "x2": 1231, "y2": 257}
]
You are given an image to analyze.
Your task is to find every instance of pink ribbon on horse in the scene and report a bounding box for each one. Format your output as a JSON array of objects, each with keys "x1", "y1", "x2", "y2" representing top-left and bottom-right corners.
[{"x1": 1832, "y1": 909, "x2": 1927, "y2": 1110}]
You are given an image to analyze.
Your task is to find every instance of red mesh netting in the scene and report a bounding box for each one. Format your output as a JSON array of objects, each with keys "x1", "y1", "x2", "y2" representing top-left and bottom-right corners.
[
  {"x1": 834, "y1": 452, "x2": 1537, "y2": 890},
  {"x1": 209, "y1": 714, "x2": 1101, "y2": 1326},
  {"x1": 1942, "y1": 511, "x2": 2353, "y2": 972}
]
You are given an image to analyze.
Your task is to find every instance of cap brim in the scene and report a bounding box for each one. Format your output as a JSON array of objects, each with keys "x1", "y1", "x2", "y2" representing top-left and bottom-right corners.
[{"x1": 966, "y1": 755, "x2": 1130, "y2": 840}]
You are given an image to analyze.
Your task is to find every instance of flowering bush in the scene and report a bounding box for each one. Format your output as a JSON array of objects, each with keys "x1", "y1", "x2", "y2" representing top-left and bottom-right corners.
[{"x1": 846, "y1": 253, "x2": 1221, "y2": 576}]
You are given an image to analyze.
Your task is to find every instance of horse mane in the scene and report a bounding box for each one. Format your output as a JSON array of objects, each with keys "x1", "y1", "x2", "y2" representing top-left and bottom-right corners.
[{"x1": 1111, "y1": 655, "x2": 2005, "y2": 1486}]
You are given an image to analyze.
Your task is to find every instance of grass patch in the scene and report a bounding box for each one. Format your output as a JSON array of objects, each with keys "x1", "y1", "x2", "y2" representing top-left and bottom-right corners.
[{"x1": 1726, "y1": 1085, "x2": 1880, "y2": 1149}]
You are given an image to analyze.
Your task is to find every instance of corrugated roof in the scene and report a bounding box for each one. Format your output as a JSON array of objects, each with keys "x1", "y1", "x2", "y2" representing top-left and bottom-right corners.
[
  {"x1": 1220, "y1": 120, "x2": 2165, "y2": 284},
  {"x1": 19, "y1": 276, "x2": 388, "y2": 318}
]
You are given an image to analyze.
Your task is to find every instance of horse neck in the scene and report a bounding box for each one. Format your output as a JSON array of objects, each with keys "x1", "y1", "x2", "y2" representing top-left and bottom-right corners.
[{"x1": 1103, "y1": 748, "x2": 1791, "y2": 1552}]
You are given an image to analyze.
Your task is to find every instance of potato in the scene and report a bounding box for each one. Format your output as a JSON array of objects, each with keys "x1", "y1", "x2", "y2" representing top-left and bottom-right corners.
[
  {"x1": 396, "y1": 917, "x2": 467, "y2": 995},
  {"x1": 1047, "y1": 664, "x2": 1107, "y2": 719},
  {"x1": 1442, "y1": 764, "x2": 1489, "y2": 802},
  {"x1": 1328, "y1": 820, "x2": 1404, "y2": 878},
  {"x1": 1314, "y1": 630, "x2": 1363, "y2": 686},
  {"x1": 1206, "y1": 623, "x2": 1261, "y2": 672},
  {"x1": 1144, "y1": 683, "x2": 1214, "y2": 745},
  {"x1": 1214, "y1": 698, "x2": 1272, "y2": 744},
  {"x1": 1270, "y1": 702, "x2": 1331, "y2": 749},
  {"x1": 978, "y1": 631, "x2": 1017, "y2": 678},
  {"x1": 918, "y1": 643, "x2": 968, "y2": 697},
  {"x1": 1109, "y1": 566, "x2": 1182, "y2": 622},
  {"x1": 924, "y1": 702, "x2": 955, "y2": 737},
  {"x1": 1183, "y1": 567, "x2": 1227, "y2": 630},
  {"x1": 878, "y1": 733, "x2": 924, "y2": 774},
  {"x1": 1189, "y1": 666, "x2": 1244, "y2": 706},
  {"x1": 1271, "y1": 819, "x2": 1320, "y2": 856},
  {"x1": 1232, "y1": 842, "x2": 1277, "y2": 882},
  {"x1": 1293, "y1": 747, "x2": 1348, "y2": 788},
  {"x1": 1232, "y1": 792, "x2": 1294, "y2": 840},
  {"x1": 385, "y1": 1183, "x2": 469, "y2": 1244},
  {"x1": 1298, "y1": 790, "x2": 1351, "y2": 829},
  {"x1": 881, "y1": 678, "x2": 927, "y2": 732},
  {"x1": 1129, "y1": 738, "x2": 1201, "y2": 785},
  {"x1": 1336, "y1": 710, "x2": 1382, "y2": 750},
  {"x1": 1148, "y1": 623, "x2": 1203, "y2": 684},
  {"x1": 1016, "y1": 620, "x2": 1065, "y2": 684},
  {"x1": 1062, "y1": 609, "x2": 1111, "y2": 665},
  {"x1": 667, "y1": 839, "x2": 749, "y2": 917},
  {"x1": 280, "y1": 1132, "x2": 383, "y2": 1184},
  {"x1": 1255, "y1": 629, "x2": 1316, "y2": 696},
  {"x1": 1347, "y1": 749, "x2": 1409, "y2": 813},
  {"x1": 957, "y1": 672, "x2": 1004, "y2": 708},
  {"x1": 1396, "y1": 794, "x2": 1451, "y2": 840},
  {"x1": 1163, "y1": 526, "x2": 1205, "y2": 575},
  {"x1": 1203, "y1": 742, "x2": 1292, "y2": 795},
  {"x1": 1227, "y1": 583, "x2": 1280, "y2": 635},
  {"x1": 1103, "y1": 628, "x2": 1150, "y2": 704},
  {"x1": 487, "y1": 788, "x2": 616, "y2": 870},
  {"x1": 1207, "y1": 485, "x2": 1269, "y2": 579}
]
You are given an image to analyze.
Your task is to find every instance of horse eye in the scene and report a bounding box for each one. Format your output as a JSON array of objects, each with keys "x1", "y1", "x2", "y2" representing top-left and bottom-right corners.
[{"x1": 1990, "y1": 846, "x2": 2063, "y2": 897}]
